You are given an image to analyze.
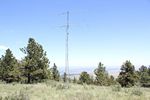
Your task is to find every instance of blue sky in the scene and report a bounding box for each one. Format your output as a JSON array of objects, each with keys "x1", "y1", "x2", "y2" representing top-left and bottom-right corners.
[{"x1": 0, "y1": 0, "x2": 150, "y2": 68}]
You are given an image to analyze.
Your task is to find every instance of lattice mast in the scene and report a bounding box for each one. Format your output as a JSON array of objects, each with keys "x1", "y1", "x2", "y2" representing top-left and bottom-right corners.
[{"x1": 65, "y1": 11, "x2": 69, "y2": 84}]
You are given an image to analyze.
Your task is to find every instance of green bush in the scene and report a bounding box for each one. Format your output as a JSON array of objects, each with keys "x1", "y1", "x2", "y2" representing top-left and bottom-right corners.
[{"x1": 79, "y1": 71, "x2": 91, "y2": 84}]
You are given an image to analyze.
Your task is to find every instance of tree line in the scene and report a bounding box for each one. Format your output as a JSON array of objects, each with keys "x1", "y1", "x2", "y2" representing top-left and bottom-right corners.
[
  {"x1": 0, "y1": 38, "x2": 150, "y2": 88},
  {"x1": 78, "y1": 61, "x2": 150, "y2": 87}
]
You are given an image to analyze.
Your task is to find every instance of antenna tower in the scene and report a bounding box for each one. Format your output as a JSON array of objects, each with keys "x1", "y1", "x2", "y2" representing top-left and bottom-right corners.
[{"x1": 65, "y1": 11, "x2": 69, "y2": 85}]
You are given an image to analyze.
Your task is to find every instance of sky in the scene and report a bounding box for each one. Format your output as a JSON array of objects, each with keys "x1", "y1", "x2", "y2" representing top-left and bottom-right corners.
[{"x1": 0, "y1": 0, "x2": 150, "y2": 69}]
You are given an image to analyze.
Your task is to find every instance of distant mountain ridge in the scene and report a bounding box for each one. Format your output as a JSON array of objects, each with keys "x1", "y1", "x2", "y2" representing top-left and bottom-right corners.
[{"x1": 59, "y1": 66, "x2": 120, "y2": 78}]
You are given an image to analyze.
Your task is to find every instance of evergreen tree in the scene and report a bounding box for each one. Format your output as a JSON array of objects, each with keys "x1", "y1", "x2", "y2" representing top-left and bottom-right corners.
[
  {"x1": 51, "y1": 63, "x2": 60, "y2": 81},
  {"x1": 117, "y1": 60, "x2": 138, "y2": 87},
  {"x1": 138, "y1": 65, "x2": 150, "y2": 87},
  {"x1": 0, "y1": 49, "x2": 20, "y2": 83},
  {"x1": 20, "y1": 38, "x2": 50, "y2": 83},
  {"x1": 94, "y1": 62, "x2": 109, "y2": 85},
  {"x1": 139, "y1": 65, "x2": 148, "y2": 72},
  {"x1": 79, "y1": 71, "x2": 91, "y2": 84}
]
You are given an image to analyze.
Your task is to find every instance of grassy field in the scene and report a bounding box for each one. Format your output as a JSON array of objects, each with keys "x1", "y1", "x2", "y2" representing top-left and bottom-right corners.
[{"x1": 0, "y1": 81, "x2": 150, "y2": 100}]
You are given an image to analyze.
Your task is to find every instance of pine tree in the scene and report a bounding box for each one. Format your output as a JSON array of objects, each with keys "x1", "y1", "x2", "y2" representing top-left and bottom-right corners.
[
  {"x1": 94, "y1": 62, "x2": 109, "y2": 86},
  {"x1": 139, "y1": 65, "x2": 148, "y2": 72},
  {"x1": 0, "y1": 49, "x2": 20, "y2": 83},
  {"x1": 51, "y1": 63, "x2": 60, "y2": 81},
  {"x1": 138, "y1": 65, "x2": 150, "y2": 87},
  {"x1": 117, "y1": 60, "x2": 138, "y2": 87},
  {"x1": 20, "y1": 38, "x2": 50, "y2": 83},
  {"x1": 79, "y1": 71, "x2": 91, "y2": 84}
]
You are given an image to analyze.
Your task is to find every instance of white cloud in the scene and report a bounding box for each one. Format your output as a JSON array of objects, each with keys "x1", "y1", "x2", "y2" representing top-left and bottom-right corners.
[{"x1": 0, "y1": 45, "x2": 8, "y2": 50}]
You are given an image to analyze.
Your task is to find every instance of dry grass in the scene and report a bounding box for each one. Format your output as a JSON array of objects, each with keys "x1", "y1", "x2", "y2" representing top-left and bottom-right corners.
[{"x1": 0, "y1": 81, "x2": 149, "y2": 100}]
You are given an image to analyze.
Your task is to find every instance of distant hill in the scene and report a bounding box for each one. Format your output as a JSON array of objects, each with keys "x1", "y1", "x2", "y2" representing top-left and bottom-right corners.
[{"x1": 59, "y1": 66, "x2": 120, "y2": 78}]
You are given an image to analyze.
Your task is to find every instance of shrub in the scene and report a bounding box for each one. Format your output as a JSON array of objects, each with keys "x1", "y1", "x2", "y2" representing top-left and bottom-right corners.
[{"x1": 79, "y1": 71, "x2": 91, "y2": 84}]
